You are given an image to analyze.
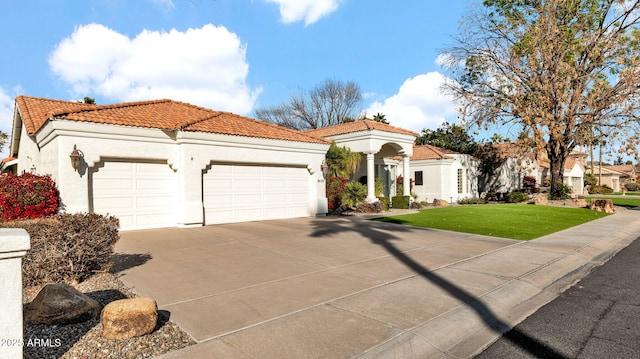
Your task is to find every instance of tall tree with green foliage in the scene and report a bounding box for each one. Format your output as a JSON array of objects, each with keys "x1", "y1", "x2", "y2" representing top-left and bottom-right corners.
[
  {"x1": 416, "y1": 122, "x2": 480, "y2": 154},
  {"x1": 442, "y1": 0, "x2": 640, "y2": 199}
]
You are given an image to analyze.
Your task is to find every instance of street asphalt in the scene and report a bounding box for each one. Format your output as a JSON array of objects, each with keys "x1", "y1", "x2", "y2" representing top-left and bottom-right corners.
[{"x1": 476, "y1": 230, "x2": 640, "y2": 358}]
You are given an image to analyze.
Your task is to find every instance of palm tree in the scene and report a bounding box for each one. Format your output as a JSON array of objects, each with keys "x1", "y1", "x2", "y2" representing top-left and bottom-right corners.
[{"x1": 325, "y1": 142, "x2": 362, "y2": 178}]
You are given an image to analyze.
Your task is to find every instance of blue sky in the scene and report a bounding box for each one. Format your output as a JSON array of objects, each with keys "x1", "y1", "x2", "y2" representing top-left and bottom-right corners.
[{"x1": 0, "y1": 0, "x2": 479, "y2": 158}]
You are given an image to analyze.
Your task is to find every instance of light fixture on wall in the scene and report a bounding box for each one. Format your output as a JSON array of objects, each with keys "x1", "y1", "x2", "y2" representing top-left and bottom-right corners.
[
  {"x1": 321, "y1": 160, "x2": 329, "y2": 179},
  {"x1": 69, "y1": 145, "x2": 83, "y2": 171}
]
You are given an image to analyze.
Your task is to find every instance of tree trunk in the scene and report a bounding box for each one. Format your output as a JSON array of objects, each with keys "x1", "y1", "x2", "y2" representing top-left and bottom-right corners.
[{"x1": 548, "y1": 141, "x2": 567, "y2": 199}]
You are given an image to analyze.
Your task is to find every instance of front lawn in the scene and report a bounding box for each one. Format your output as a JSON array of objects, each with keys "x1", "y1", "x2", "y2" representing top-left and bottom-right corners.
[{"x1": 374, "y1": 204, "x2": 608, "y2": 240}]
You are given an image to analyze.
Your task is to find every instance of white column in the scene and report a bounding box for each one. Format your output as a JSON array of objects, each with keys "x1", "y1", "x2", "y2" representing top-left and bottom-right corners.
[
  {"x1": 403, "y1": 156, "x2": 410, "y2": 196},
  {"x1": 0, "y1": 229, "x2": 30, "y2": 359},
  {"x1": 366, "y1": 152, "x2": 377, "y2": 202}
]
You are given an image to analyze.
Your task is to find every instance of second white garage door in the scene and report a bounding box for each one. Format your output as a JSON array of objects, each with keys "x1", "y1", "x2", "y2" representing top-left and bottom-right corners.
[{"x1": 203, "y1": 164, "x2": 311, "y2": 225}]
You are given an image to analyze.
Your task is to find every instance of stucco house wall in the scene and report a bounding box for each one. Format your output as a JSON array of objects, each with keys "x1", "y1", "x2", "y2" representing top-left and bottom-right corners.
[{"x1": 9, "y1": 96, "x2": 330, "y2": 230}]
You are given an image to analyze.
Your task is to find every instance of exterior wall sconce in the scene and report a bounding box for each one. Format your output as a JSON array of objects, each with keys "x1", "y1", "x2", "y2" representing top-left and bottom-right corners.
[
  {"x1": 321, "y1": 160, "x2": 329, "y2": 179},
  {"x1": 69, "y1": 145, "x2": 83, "y2": 171}
]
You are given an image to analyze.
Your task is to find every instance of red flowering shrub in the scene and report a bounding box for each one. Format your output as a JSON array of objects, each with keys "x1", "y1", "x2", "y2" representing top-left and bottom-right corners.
[
  {"x1": 0, "y1": 173, "x2": 60, "y2": 221},
  {"x1": 326, "y1": 176, "x2": 347, "y2": 211}
]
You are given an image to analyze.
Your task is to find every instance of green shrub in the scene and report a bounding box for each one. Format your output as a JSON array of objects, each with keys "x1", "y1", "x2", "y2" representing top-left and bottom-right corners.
[
  {"x1": 588, "y1": 184, "x2": 613, "y2": 194},
  {"x1": 507, "y1": 191, "x2": 529, "y2": 203},
  {"x1": 1, "y1": 213, "x2": 120, "y2": 287},
  {"x1": 341, "y1": 181, "x2": 367, "y2": 207},
  {"x1": 624, "y1": 182, "x2": 640, "y2": 191},
  {"x1": 458, "y1": 197, "x2": 488, "y2": 205},
  {"x1": 392, "y1": 195, "x2": 410, "y2": 209},
  {"x1": 356, "y1": 201, "x2": 385, "y2": 213},
  {"x1": 377, "y1": 196, "x2": 390, "y2": 211},
  {"x1": 374, "y1": 177, "x2": 384, "y2": 197}
]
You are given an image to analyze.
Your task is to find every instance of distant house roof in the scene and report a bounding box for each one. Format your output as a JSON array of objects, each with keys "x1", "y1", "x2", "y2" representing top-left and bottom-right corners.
[
  {"x1": 603, "y1": 164, "x2": 636, "y2": 175},
  {"x1": 537, "y1": 157, "x2": 580, "y2": 171},
  {"x1": 305, "y1": 120, "x2": 418, "y2": 139},
  {"x1": 411, "y1": 144, "x2": 459, "y2": 161},
  {"x1": 14, "y1": 96, "x2": 328, "y2": 144}
]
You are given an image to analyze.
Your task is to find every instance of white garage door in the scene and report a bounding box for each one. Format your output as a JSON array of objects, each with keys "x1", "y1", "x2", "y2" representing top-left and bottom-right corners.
[
  {"x1": 204, "y1": 164, "x2": 311, "y2": 225},
  {"x1": 92, "y1": 161, "x2": 176, "y2": 230}
]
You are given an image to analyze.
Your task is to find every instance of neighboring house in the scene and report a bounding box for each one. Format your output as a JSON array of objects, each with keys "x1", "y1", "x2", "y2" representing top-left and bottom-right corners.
[
  {"x1": 537, "y1": 157, "x2": 585, "y2": 195},
  {"x1": 489, "y1": 144, "x2": 585, "y2": 195},
  {"x1": 306, "y1": 120, "x2": 418, "y2": 202},
  {"x1": 602, "y1": 164, "x2": 637, "y2": 188},
  {"x1": 7, "y1": 96, "x2": 330, "y2": 230},
  {"x1": 408, "y1": 144, "x2": 479, "y2": 203},
  {"x1": 586, "y1": 166, "x2": 624, "y2": 192}
]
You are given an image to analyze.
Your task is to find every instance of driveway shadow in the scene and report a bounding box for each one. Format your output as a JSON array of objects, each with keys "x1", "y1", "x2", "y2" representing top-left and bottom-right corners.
[
  {"x1": 109, "y1": 253, "x2": 153, "y2": 273},
  {"x1": 311, "y1": 216, "x2": 569, "y2": 358}
]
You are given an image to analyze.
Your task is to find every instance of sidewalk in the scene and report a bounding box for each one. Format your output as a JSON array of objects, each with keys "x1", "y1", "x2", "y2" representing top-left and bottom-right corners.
[
  {"x1": 476, "y1": 210, "x2": 640, "y2": 358},
  {"x1": 148, "y1": 208, "x2": 640, "y2": 359}
]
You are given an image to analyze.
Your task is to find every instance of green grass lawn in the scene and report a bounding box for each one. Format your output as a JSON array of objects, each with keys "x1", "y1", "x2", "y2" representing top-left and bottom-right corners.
[
  {"x1": 586, "y1": 196, "x2": 640, "y2": 208},
  {"x1": 374, "y1": 204, "x2": 609, "y2": 240}
]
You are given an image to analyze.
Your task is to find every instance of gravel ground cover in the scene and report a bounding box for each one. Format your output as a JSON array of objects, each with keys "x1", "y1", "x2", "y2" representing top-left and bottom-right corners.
[{"x1": 22, "y1": 272, "x2": 195, "y2": 359}]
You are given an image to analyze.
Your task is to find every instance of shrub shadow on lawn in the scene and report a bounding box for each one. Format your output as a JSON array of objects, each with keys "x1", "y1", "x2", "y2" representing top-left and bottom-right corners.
[{"x1": 311, "y1": 217, "x2": 569, "y2": 358}]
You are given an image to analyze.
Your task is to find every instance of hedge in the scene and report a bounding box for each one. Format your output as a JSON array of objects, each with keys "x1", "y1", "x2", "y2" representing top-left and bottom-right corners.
[
  {"x1": 392, "y1": 195, "x2": 410, "y2": 209},
  {"x1": 0, "y1": 213, "x2": 120, "y2": 287}
]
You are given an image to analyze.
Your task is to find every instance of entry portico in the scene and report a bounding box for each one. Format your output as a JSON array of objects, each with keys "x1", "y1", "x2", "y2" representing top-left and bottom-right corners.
[{"x1": 306, "y1": 120, "x2": 418, "y2": 201}]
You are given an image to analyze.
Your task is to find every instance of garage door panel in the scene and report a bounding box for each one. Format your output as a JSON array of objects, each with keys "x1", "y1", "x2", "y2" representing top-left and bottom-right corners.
[
  {"x1": 92, "y1": 161, "x2": 175, "y2": 230},
  {"x1": 204, "y1": 164, "x2": 311, "y2": 225}
]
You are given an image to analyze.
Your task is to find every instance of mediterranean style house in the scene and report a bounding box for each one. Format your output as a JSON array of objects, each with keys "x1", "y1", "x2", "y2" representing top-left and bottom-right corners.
[{"x1": 5, "y1": 95, "x2": 587, "y2": 230}]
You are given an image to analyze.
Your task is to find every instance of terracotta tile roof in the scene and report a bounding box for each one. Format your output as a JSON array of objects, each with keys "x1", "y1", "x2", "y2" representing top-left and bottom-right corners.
[
  {"x1": 603, "y1": 164, "x2": 636, "y2": 176},
  {"x1": 537, "y1": 157, "x2": 578, "y2": 170},
  {"x1": 305, "y1": 120, "x2": 418, "y2": 138},
  {"x1": 411, "y1": 144, "x2": 457, "y2": 160},
  {"x1": 15, "y1": 96, "x2": 328, "y2": 144}
]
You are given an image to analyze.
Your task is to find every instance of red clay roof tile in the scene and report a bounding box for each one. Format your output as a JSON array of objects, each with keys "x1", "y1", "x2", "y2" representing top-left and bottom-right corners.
[
  {"x1": 15, "y1": 96, "x2": 328, "y2": 144},
  {"x1": 305, "y1": 120, "x2": 418, "y2": 138},
  {"x1": 411, "y1": 144, "x2": 456, "y2": 160}
]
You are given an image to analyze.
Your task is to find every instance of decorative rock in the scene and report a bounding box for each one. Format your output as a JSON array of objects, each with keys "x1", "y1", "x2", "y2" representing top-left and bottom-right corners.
[
  {"x1": 433, "y1": 199, "x2": 449, "y2": 207},
  {"x1": 589, "y1": 199, "x2": 615, "y2": 214},
  {"x1": 572, "y1": 198, "x2": 588, "y2": 208},
  {"x1": 101, "y1": 297, "x2": 158, "y2": 340},
  {"x1": 533, "y1": 193, "x2": 548, "y2": 206},
  {"x1": 25, "y1": 283, "x2": 101, "y2": 325}
]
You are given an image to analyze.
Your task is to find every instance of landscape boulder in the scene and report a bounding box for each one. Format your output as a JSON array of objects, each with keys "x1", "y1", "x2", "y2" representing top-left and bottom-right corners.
[
  {"x1": 533, "y1": 193, "x2": 548, "y2": 206},
  {"x1": 101, "y1": 297, "x2": 158, "y2": 340},
  {"x1": 588, "y1": 199, "x2": 615, "y2": 214},
  {"x1": 572, "y1": 198, "x2": 588, "y2": 208},
  {"x1": 433, "y1": 199, "x2": 449, "y2": 207},
  {"x1": 25, "y1": 283, "x2": 101, "y2": 325}
]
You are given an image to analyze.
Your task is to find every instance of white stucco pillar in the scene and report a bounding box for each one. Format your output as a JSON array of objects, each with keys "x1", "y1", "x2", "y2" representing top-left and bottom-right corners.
[
  {"x1": 366, "y1": 152, "x2": 377, "y2": 202},
  {"x1": 0, "y1": 229, "x2": 30, "y2": 359},
  {"x1": 403, "y1": 156, "x2": 410, "y2": 196}
]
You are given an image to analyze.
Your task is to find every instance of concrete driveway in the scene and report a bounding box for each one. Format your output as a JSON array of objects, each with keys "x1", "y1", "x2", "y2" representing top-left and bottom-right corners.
[{"x1": 114, "y1": 211, "x2": 640, "y2": 358}]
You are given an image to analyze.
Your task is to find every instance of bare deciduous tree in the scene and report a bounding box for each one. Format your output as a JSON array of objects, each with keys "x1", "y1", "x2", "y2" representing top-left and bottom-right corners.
[
  {"x1": 255, "y1": 78, "x2": 363, "y2": 130},
  {"x1": 442, "y1": 0, "x2": 640, "y2": 198}
]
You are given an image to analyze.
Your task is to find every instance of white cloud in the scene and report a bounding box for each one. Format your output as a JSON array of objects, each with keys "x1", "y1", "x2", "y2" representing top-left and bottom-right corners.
[
  {"x1": 49, "y1": 23, "x2": 261, "y2": 115},
  {"x1": 264, "y1": 0, "x2": 340, "y2": 26},
  {"x1": 365, "y1": 72, "x2": 458, "y2": 133},
  {"x1": 0, "y1": 87, "x2": 14, "y2": 158}
]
